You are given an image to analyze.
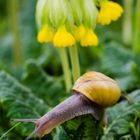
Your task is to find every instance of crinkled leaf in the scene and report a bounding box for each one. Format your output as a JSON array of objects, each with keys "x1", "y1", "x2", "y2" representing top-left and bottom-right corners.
[
  {"x1": 101, "y1": 90, "x2": 140, "y2": 139},
  {"x1": 22, "y1": 60, "x2": 67, "y2": 106},
  {"x1": 54, "y1": 126, "x2": 71, "y2": 140},
  {"x1": 62, "y1": 115, "x2": 103, "y2": 140},
  {"x1": 100, "y1": 42, "x2": 134, "y2": 77},
  {"x1": 0, "y1": 71, "x2": 49, "y2": 136},
  {"x1": 116, "y1": 75, "x2": 137, "y2": 92}
]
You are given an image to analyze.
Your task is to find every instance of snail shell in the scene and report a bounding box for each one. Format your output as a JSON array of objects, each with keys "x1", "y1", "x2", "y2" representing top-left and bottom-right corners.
[{"x1": 73, "y1": 71, "x2": 121, "y2": 107}]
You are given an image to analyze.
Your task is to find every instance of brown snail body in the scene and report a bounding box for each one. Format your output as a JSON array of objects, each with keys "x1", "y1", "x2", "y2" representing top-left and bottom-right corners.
[{"x1": 12, "y1": 71, "x2": 121, "y2": 139}]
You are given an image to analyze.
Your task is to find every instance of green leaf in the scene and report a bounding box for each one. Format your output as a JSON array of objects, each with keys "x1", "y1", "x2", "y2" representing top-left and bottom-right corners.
[
  {"x1": 54, "y1": 126, "x2": 71, "y2": 140},
  {"x1": 0, "y1": 71, "x2": 49, "y2": 136},
  {"x1": 63, "y1": 115, "x2": 103, "y2": 140},
  {"x1": 100, "y1": 42, "x2": 134, "y2": 77},
  {"x1": 131, "y1": 62, "x2": 140, "y2": 82},
  {"x1": 116, "y1": 75, "x2": 137, "y2": 92},
  {"x1": 101, "y1": 90, "x2": 140, "y2": 139},
  {"x1": 22, "y1": 60, "x2": 67, "y2": 106}
]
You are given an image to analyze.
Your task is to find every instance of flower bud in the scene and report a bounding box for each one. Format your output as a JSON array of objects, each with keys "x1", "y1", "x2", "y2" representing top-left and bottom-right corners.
[
  {"x1": 69, "y1": 0, "x2": 83, "y2": 26},
  {"x1": 49, "y1": 0, "x2": 67, "y2": 28},
  {"x1": 36, "y1": 0, "x2": 51, "y2": 28},
  {"x1": 80, "y1": 0, "x2": 98, "y2": 28},
  {"x1": 65, "y1": 0, "x2": 74, "y2": 32}
]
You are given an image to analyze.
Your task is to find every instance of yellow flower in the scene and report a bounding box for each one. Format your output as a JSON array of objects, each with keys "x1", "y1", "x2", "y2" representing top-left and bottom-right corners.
[
  {"x1": 80, "y1": 28, "x2": 98, "y2": 47},
  {"x1": 74, "y1": 24, "x2": 86, "y2": 41},
  {"x1": 37, "y1": 25, "x2": 54, "y2": 43},
  {"x1": 53, "y1": 25, "x2": 75, "y2": 47},
  {"x1": 97, "y1": 0, "x2": 123, "y2": 25}
]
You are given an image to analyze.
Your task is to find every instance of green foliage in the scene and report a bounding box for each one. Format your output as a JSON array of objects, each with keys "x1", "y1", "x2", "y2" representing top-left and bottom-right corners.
[
  {"x1": 1, "y1": 42, "x2": 140, "y2": 139},
  {"x1": 64, "y1": 115, "x2": 103, "y2": 140},
  {"x1": 0, "y1": 0, "x2": 140, "y2": 140},
  {"x1": 93, "y1": 42, "x2": 140, "y2": 92},
  {"x1": 0, "y1": 69, "x2": 103, "y2": 139},
  {"x1": 0, "y1": 71, "x2": 49, "y2": 137},
  {"x1": 99, "y1": 42, "x2": 133, "y2": 77},
  {"x1": 54, "y1": 127, "x2": 71, "y2": 140},
  {"x1": 0, "y1": 44, "x2": 140, "y2": 139},
  {"x1": 102, "y1": 90, "x2": 140, "y2": 140},
  {"x1": 22, "y1": 60, "x2": 67, "y2": 106}
]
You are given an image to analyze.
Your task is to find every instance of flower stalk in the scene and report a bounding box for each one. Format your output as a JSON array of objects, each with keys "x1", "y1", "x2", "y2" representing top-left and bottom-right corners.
[
  {"x1": 58, "y1": 48, "x2": 72, "y2": 91},
  {"x1": 122, "y1": 0, "x2": 133, "y2": 46},
  {"x1": 69, "y1": 45, "x2": 80, "y2": 82},
  {"x1": 133, "y1": 0, "x2": 140, "y2": 53},
  {"x1": 11, "y1": 0, "x2": 22, "y2": 66}
]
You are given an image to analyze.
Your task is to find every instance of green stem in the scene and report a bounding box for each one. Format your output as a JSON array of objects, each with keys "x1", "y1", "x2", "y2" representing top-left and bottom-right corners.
[
  {"x1": 122, "y1": 0, "x2": 133, "y2": 45},
  {"x1": 58, "y1": 48, "x2": 72, "y2": 92},
  {"x1": 0, "y1": 122, "x2": 21, "y2": 140},
  {"x1": 11, "y1": 0, "x2": 22, "y2": 66},
  {"x1": 133, "y1": 0, "x2": 140, "y2": 53},
  {"x1": 130, "y1": 122, "x2": 138, "y2": 140},
  {"x1": 69, "y1": 45, "x2": 80, "y2": 82}
]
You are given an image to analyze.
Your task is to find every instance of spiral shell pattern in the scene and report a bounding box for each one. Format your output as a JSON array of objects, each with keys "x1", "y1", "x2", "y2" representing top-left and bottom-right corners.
[{"x1": 72, "y1": 71, "x2": 121, "y2": 107}]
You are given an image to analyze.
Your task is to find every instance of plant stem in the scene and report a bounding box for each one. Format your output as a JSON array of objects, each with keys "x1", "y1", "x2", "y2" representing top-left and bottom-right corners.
[
  {"x1": 0, "y1": 122, "x2": 21, "y2": 140},
  {"x1": 130, "y1": 122, "x2": 138, "y2": 140},
  {"x1": 133, "y1": 0, "x2": 140, "y2": 53},
  {"x1": 69, "y1": 45, "x2": 80, "y2": 82},
  {"x1": 11, "y1": 0, "x2": 22, "y2": 66},
  {"x1": 58, "y1": 48, "x2": 72, "y2": 92},
  {"x1": 122, "y1": 0, "x2": 133, "y2": 45}
]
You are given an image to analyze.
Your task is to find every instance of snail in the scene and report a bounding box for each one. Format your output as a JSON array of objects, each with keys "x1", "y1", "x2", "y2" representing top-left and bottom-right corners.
[{"x1": 13, "y1": 71, "x2": 121, "y2": 140}]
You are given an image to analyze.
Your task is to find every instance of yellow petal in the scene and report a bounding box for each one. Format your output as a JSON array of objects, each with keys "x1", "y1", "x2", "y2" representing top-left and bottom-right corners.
[
  {"x1": 108, "y1": 1, "x2": 123, "y2": 21},
  {"x1": 97, "y1": 9, "x2": 111, "y2": 25},
  {"x1": 80, "y1": 28, "x2": 98, "y2": 47},
  {"x1": 97, "y1": 0, "x2": 123, "y2": 25},
  {"x1": 53, "y1": 25, "x2": 75, "y2": 47},
  {"x1": 37, "y1": 25, "x2": 54, "y2": 43},
  {"x1": 74, "y1": 24, "x2": 86, "y2": 41}
]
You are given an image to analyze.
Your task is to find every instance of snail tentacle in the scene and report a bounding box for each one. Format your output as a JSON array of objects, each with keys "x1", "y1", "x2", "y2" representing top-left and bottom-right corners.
[{"x1": 11, "y1": 118, "x2": 38, "y2": 123}]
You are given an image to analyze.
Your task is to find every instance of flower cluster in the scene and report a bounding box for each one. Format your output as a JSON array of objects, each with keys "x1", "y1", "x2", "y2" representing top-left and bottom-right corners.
[
  {"x1": 36, "y1": 0, "x2": 123, "y2": 47},
  {"x1": 97, "y1": 0, "x2": 123, "y2": 25}
]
